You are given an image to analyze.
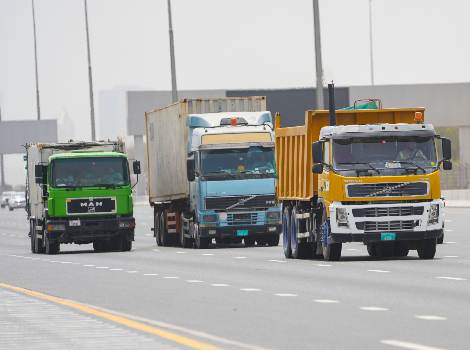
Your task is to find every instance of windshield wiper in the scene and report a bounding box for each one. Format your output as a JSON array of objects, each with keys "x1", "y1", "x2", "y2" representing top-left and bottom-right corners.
[
  {"x1": 387, "y1": 161, "x2": 426, "y2": 174},
  {"x1": 203, "y1": 170, "x2": 237, "y2": 179},
  {"x1": 336, "y1": 162, "x2": 380, "y2": 175}
]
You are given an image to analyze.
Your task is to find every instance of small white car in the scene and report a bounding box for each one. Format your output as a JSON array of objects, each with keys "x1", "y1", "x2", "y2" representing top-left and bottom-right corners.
[
  {"x1": 8, "y1": 193, "x2": 26, "y2": 211},
  {"x1": 1, "y1": 191, "x2": 15, "y2": 208}
]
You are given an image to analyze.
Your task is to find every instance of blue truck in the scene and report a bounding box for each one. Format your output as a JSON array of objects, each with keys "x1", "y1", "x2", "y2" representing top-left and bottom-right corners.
[{"x1": 144, "y1": 97, "x2": 281, "y2": 248}]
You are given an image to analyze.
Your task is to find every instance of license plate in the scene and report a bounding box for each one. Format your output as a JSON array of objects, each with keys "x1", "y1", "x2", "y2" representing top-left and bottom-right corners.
[
  {"x1": 236, "y1": 229, "x2": 249, "y2": 237},
  {"x1": 381, "y1": 232, "x2": 396, "y2": 241},
  {"x1": 69, "y1": 219, "x2": 81, "y2": 227}
]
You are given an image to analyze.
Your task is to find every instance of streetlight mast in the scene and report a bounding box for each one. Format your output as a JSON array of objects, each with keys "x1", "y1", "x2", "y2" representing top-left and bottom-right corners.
[
  {"x1": 31, "y1": 0, "x2": 41, "y2": 120},
  {"x1": 312, "y1": 0, "x2": 324, "y2": 109},
  {"x1": 167, "y1": 0, "x2": 178, "y2": 103},
  {"x1": 369, "y1": 0, "x2": 375, "y2": 85},
  {"x1": 84, "y1": 0, "x2": 96, "y2": 141}
]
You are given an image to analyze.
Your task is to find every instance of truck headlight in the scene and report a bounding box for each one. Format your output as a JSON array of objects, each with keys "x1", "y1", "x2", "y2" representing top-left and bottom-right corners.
[
  {"x1": 47, "y1": 223, "x2": 65, "y2": 232},
  {"x1": 428, "y1": 204, "x2": 439, "y2": 224},
  {"x1": 336, "y1": 208, "x2": 348, "y2": 226},
  {"x1": 267, "y1": 211, "x2": 280, "y2": 222},
  {"x1": 203, "y1": 214, "x2": 218, "y2": 223}
]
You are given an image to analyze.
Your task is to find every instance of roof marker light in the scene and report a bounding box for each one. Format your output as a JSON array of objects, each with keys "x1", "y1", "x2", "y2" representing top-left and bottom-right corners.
[
  {"x1": 230, "y1": 117, "x2": 237, "y2": 126},
  {"x1": 414, "y1": 112, "x2": 424, "y2": 124}
]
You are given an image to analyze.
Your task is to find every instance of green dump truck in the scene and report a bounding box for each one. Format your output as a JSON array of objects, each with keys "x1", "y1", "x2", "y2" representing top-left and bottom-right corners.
[{"x1": 25, "y1": 141, "x2": 141, "y2": 254}]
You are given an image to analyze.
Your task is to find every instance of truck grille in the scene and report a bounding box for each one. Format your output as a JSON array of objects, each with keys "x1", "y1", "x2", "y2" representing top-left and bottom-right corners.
[
  {"x1": 227, "y1": 213, "x2": 258, "y2": 225},
  {"x1": 356, "y1": 220, "x2": 416, "y2": 232},
  {"x1": 205, "y1": 195, "x2": 276, "y2": 211},
  {"x1": 352, "y1": 206, "x2": 424, "y2": 217},
  {"x1": 66, "y1": 197, "x2": 116, "y2": 215},
  {"x1": 347, "y1": 182, "x2": 428, "y2": 198}
]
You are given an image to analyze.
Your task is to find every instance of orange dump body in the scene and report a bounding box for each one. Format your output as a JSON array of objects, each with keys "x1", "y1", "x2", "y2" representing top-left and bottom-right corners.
[{"x1": 275, "y1": 108, "x2": 425, "y2": 201}]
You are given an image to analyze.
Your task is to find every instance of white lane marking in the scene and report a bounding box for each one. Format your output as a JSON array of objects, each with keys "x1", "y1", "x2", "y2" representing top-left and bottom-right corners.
[
  {"x1": 234, "y1": 256, "x2": 247, "y2": 259},
  {"x1": 317, "y1": 264, "x2": 332, "y2": 267},
  {"x1": 436, "y1": 276, "x2": 467, "y2": 281},
  {"x1": 83, "y1": 264, "x2": 95, "y2": 267},
  {"x1": 274, "y1": 293, "x2": 297, "y2": 297},
  {"x1": 127, "y1": 271, "x2": 139, "y2": 273},
  {"x1": 415, "y1": 315, "x2": 447, "y2": 321},
  {"x1": 443, "y1": 255, "x2": 459, "y2": 258},
  {"x1": 444, "y1": 241, "x2": 456, "y2": 244},
  {"x1": 202, "y1": 253, "x2": 214, "y2": 256},
  {"x1": 445, "y1": 219, "x2": 453, "y2": 223},
  {"x1": 95, "y1": 266, "x2": 109, "y2": 269},
  {"x1": 152, "y1": 249, "x2": 160, "y2": 252},
  {"x1": 49, "y1": 260, "x2": 60, "y2": 263},
  {"x1": 211, "y1": 283, "x2": 229, "y2": 287},
  {"x1": 346, "y1": 248, "x2": 359, "y2": 251},
  {"x1": 360, "y1": 306, "x2": 388, "y2": 311},
  {"x1": 368, "y1": 269, "x2": 390, "y2": 273},
  {"x1": 268, "y1": 259, "x2": 286, "y2": 263},
  {"x1": 175, "y1": 251, "x2": 186, "y2": 254},
  {"x1": 240, "y1": 288, "x2": 261, "y2": 292},
  {"x1": 444, "y1": 229, "x2": 453, "y2": 232},
  {"x1": 313, "y1": 299, "x2": 339, "y2": 304},
  {"x1": 144, "y1": 233, "x2": 153, "y2": 237},
  {"x1": 381, "y1": 339, "x2": 446, "y2": 350},
  {"x1": 109, "y1": 268, "x2": 123, "y2": 271},
  {"x1": 186, "y1": 280, "x2": 204, "y2": 283},
  {"x1": 163, "y1": 276, "x2": 179, "y2": 279},
  {"x1": 143, "y1": 273, "x2": 158, "y2": 276}
]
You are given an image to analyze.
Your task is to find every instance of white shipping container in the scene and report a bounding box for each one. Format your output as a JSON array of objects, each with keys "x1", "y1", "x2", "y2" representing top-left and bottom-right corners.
[{"x1": 144, "y1": 97, "x2": 267, "y2": 203}]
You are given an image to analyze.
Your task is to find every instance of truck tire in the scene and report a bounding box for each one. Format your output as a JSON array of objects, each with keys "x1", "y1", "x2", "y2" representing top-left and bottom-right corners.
[
  {"x1": 155, "y1": 211, "x2": 163, "y2": 246},
  {"x1": 267, "y1": 235, "x2": 280, "y2": 246},
  {"x1": 159, "y1": 211, "x2": 171, "y2": 247},
  {"x1": 394, "y1": 242, "x2": 409, "y2": 257},
  {"x1": 319, "y1": 206, "x2": 341, "y2": 261},
  {"x1": 180, "y1": 213, "x2": 192, "y2": 248},
  {"x1": 93, "y1": 241, "x2": 107, "y2": 252},
  {"x1": 194, "y1": 224, "x2": 210, "y2": 249},
  {"x1": 244, "y1": 237, "x2": 255, "y2": 247},
  {"x1": 367, "y1": 243, "x2": 378, "y2": 258},
  {"x1": 282, "y1": 205, "x2": 292, "y2": 258},
  {"x1": 255, "y1": 237, "x2": 267, "y2": 246},
  {"x1": 44, "y1": 234, "x2": 60, "y2": 255},
  {"x1": 417, "y1": 238, "x2": 436, "y2": 259},
  {"x1": 30, "y1": 221, "x2": 44, "y2": 254},
  {"x1": 290, "y1": 207, "x2": 310, "y2": 259},
  {"x1": 437, "y1": 229, "x2": 444, "y2": 244},
  {"x1": 121, "y1": 239, "x2": 132, "y2": 252}
]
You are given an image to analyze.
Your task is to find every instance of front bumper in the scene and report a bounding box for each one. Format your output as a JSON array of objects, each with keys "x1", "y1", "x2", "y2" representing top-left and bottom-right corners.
[
  {"x1": 329, "y1": 200, "x2": 444, "y2": 242},
  {"x1": 199, "y1": 224, "x2": 281, "y2": 238},
  {"x1": 46, "y1": 216, "x2": 135, "y2": 244}
]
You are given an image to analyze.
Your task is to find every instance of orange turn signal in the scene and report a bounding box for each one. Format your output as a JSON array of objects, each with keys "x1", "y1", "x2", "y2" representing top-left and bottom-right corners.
[{"x1": 414, "y1": 111, "x2": 424, "y2": 124}]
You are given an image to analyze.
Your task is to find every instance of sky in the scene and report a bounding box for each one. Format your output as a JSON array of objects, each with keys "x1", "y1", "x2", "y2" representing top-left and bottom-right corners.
[{"x1": 1, "y1": 0, "x2": 470, "y2": 186}]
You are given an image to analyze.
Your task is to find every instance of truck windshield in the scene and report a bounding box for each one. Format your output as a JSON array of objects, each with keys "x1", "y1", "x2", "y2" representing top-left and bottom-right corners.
[
  {"x1": 332, "y1": 135, "x2": 437, "y2": 176},
  {"x1": 51, "y1": 157, "x2": 130, "y2": 188},
  {"x1": 200, "y1": 146, "x2": 275, "y2": 180}
]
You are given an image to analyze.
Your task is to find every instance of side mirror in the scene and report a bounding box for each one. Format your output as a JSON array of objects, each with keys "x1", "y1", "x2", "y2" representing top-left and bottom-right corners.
[
  {"x1": 34, "y1": 164, "x2": 45, "y2": 184},
  {"x1": 133, "y1": 160, "x2": 141, "y2": 175},
  {"x1": 442, "y1": 137, "x2": 452, "y2": 160},
  {"x1": 312, "y1": 163, "x2": 323, "y2": 174},
  {"x1": 187, "y1": 158, "x2": 195, "y2": 182},
  {"x1": 442, "y1": 159, "x2": 452, "y2": 171},
  {"x1": 312, "y1": 141, "x2": 323, "y2": 164}
]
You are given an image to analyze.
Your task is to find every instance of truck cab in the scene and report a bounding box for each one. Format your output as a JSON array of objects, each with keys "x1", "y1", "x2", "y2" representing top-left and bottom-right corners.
[
  {"x1": 186, "y1": 112, "x2": 281, "y2": 247},
  {"x1": 312, "y1": 121, "x2": 452, "y2": 259}
]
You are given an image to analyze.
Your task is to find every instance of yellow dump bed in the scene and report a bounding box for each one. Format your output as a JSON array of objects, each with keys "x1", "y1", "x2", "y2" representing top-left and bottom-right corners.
[{"x1": 275, "y1": 108, "x2": 425, "y2": 201}]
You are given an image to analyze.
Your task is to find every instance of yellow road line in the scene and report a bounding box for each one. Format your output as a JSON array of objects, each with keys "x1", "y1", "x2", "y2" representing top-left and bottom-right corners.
[{"x1": 0, "y1": 282, "x2": 221, "y2": 350}]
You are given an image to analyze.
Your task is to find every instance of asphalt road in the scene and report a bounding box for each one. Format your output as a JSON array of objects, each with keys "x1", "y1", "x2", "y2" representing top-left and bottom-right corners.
[{"x1": 1, "y1": 205, "x2": 469, "y2": 350}]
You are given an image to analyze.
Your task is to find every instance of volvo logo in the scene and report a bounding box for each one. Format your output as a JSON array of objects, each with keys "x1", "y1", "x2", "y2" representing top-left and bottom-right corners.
[
  {"x1": 367, "y1": 183, "x2": 408, "y2": 197},
  {"x1": 226, "y1": 195, "x2": 257, "y2": 210}
]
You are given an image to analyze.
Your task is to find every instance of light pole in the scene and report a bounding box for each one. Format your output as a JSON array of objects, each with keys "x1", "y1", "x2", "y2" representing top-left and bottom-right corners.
[
  {"x1": 167, "y1": 0, "x2": 178, "y2": 103},
  {"x1": 312, "y1": 0, "x2": 324, "y2": 109},
  {"x1": 0, "y1": 104, "x2": 4, "y2": 189},
  {"x1": 84, "y1": 0, "x2": 96, "y2": 141},
  {"x1": 369, "y1": 0, "x2": 375, "y2": 85},
  {"x1": 31, "y1": 0, "x2": 41, "y2": 120}
]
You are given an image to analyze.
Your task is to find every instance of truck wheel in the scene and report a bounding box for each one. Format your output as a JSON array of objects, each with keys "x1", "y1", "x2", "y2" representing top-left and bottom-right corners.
[
  {"x1": 194, "y1": 224, "x2": 210, "y2": 249},
  {"x1": 159, "y1": 212, "x2": 170, "y2": 246},
  {"x1": 367, "y1": 243, "x2": 378, "y2": 258},
  {"x1": 93, "y1": 241, "x2": 107, "y2": 252},
  {"x1": 290, "y1": 207, "x2": 309, "y2": 259},
  {"x1": 319, "y1": 206, "x2": 341, "y2": 261},
  {"x1": 437, "y1": 229, "x2": 444, "y2": 244},
  {"x1": 417, "y1": 239, "x2": 436, "y2": 259},
  {"x1": 394, "y1": 242, "x2": 409, "y2": 257},
  {"x1": 244, "y1": 237, "x2": 255, "y2": 247},
  {"x1": 9, "y1": 206, "x2": 13, "y2": 211},
  {"x1": 282, "y1": 205, "x2": 292, "y2": 258},
  {"x1": 267, "y1": 235, "x2": 280, "y2": 246},
  {"x1": 256, "y1": 237, "x2": 267, "y2": 246},
  {"x1": 180, "y1": 213, "x2": 192, "y2": 248},
  {"x1": 155, "y1": 211, "x2": 163, "y2": 246},
  {"x1": 44, "y1": 234, "x2": 60, "y2": 255},
  {"x1": 121, "y1": 239, "x2": 132, "y2": 252},
  {"x1": 30, "y1": 221, "x2": 43, "y2": 254}
]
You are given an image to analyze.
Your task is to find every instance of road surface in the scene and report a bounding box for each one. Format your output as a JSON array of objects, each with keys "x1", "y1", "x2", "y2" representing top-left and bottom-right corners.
[{"x1": 1, "y1": 206, "x2": 469, "y2": 350}]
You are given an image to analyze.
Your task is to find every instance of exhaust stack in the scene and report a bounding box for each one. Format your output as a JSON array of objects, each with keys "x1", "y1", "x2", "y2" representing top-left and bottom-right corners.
[{"x1": 328, "y1": 82, "x2": 336, "y2": 126}]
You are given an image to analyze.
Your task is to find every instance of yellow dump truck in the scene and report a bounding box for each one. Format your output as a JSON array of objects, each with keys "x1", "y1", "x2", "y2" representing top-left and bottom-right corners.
[{"x1": 275, "y1": 87, "x2": 452, "y2": 261}]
